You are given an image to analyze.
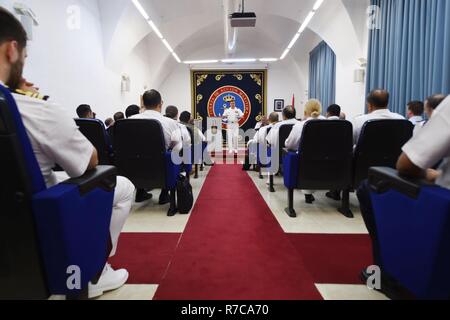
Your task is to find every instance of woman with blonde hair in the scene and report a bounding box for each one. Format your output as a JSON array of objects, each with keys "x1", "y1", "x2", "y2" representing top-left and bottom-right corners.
[
  {"x1": 285, "y1": 99, "x2": 324, "y2": 151},
  {"x1": 285, "y1": 99, "x2": 325, "y2": 203}
]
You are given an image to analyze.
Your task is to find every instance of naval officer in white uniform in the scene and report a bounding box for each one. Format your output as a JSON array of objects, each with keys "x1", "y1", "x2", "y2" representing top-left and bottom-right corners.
[{"x1": 222, "y1": 96, "x2": 244, "y2": 154}]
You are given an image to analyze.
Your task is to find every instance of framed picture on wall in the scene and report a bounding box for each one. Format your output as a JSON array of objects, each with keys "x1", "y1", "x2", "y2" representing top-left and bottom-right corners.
[{"x1": 274, "y1": 99, "x2": 284, "y2": 112}]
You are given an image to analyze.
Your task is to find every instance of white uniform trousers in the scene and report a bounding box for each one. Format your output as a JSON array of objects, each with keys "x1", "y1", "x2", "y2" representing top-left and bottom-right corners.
[{"x1": 227, "y1": 123, "x2": 240, "y2": 152}]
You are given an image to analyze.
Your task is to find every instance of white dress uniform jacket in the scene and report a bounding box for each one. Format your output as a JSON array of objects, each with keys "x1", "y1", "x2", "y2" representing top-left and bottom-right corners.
[
  {"x1": 223, "y1": 108, "x2": 243, "y2": 152},
  {"x1": 131, "y1": 110, "x2": 188, "y2": 151},
  {"x1": 247, "y1": 124, "x2": 274, "y2": 147},
  {"x1": 409, "y1": 115, "x2": 424, "y2": 126},
  {"x1": 266, "y1": 118, "x2": 299, "y2": 147},
  {"x1": 402, "y1": 96, "x2": 450, "y2": 189},
  {"x1": 285, "y1": 116, "x2": 326, "y2": 151},
  {"x1": 351, "y1": 109, "x2": 405, "y2": 145}
]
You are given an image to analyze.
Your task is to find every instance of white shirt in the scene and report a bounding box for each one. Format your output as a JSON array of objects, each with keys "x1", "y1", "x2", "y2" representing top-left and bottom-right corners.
[
  {"x1": 176, "y1": 123, "x2": 192, "y2": 146},
  {"x1": 248, "y1": 124, "x2": 274, "y2": 147},
  {"x1": 352, "y1": 109, "x2": 405, "y2": 145},
  {"x1": 327, "y1": 116, "x2": 341, "y2": 120},
  {"x1": 285, "y1": 118, "x2": 317, "y2": 151},
  {"x1": 409, "y1": 115, "x2": 424, "y2": 126},
  {"x1": 12, "y1": 91, "x2": 94, "y2": 188},
  {"x1": 402, "y1": 96, "x2": 450, "y2": 189},
  {"x1": 266, "y1": 118, "x2": 299, "y2": 146},
  {"x1": 131, "y1": 110, "x2": 186, "y2": 150},
  {"x1": 223, "y1": 108, "x2": 243, "y2": 125}
]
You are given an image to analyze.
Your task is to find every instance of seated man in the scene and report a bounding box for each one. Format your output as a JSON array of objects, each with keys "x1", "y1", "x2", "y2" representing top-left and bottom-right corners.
[
  {"x1": 414, "y1": 94, "x2": 447, "y2": 135},
  {"x1": 77, "y1": 104, "x2": 95, "y2": 119},
  {"x1": 249, "y1": 112, "x2": 278, "y2": 147},
  {"x1": 406, "y1": 100, "x2": 424, "y2": 125},
  {"x1": 326, "y1": 104, "x2": 341, "y2": 120},
  {"x1": 357, "y1": 96, "x2": 450, "y2": 299},
  {"x1": 266, "y1": 105, "x2": 298, "y2": 147},
  {"x1": 180, "y1": 111, "x2": 206, "y2": 144},
  {"x1": 126, "y1": 104, "x2": 140, "y2": 118},
  {"x1": 352, "y1": 89, "x2": 404, "y2": 145},
  {"x1": 105, "y1": 118, "x2": 115, "y2": 129},
  {"x1": 0, "y1": 8, "x2": 134, "y2": 298},
  {"x1": 164, "y1": 105, "x2": 192, "y2": 151},
  {"x1": 131, "y1": 90, "x2": 187, "y2": 205},
  {"x1": 114, "y1": 112, "x2": 125, "y2": 122},
  {"x1": 398, "y1": 96, "x2": 450, "y2": 187}
]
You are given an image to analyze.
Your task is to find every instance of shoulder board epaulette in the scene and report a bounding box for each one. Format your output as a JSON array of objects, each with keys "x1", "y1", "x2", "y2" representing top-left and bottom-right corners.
[{"x1": 13, "y1": 88, "x2": 49, "y2": 101}]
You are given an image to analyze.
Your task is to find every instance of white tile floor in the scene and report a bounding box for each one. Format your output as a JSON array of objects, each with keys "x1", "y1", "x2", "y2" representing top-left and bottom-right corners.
[
  {"x1": 123, "y1": 166, "x2": 212, "y2": 233},
  {"x1": 96, "y1": 285, "x2": 158, "y2": 301},
  {"x1": 246, "y1": 170, "x2": 369, "y2": 235},
  {"x1": 316, "y1": 284, "x2": 389, "y2": 300}
]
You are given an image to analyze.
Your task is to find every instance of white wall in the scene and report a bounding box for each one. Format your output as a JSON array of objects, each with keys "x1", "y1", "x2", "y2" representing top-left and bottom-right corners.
[{"x1": 0, "y1": 0, "x2": 152, "y2": 121}]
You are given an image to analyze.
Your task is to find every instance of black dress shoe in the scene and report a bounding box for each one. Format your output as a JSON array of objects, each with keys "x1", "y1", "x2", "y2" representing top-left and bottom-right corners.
[
  {"x1": 135, "y1": 189, "x2": 153, "y2": 203},
  {"x1": 167, "y1": 208, "x2": 177, "y2": 217},
  {"x1": 305, "y1": 194, "x2": 316, "y2": 204},
  {"x1": 326, "y1": 190, "x2": 341, "y2": 201}
]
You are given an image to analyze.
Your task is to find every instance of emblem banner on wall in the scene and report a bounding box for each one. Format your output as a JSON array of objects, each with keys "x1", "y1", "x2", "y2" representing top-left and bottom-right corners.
[{"x1": 191, "y1": 70, "x2": 267, "y2": 131}]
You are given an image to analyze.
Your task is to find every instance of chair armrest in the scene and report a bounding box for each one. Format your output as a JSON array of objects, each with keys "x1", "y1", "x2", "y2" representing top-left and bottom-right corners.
[
  {"x1": 368, "y1": 167, "x2": 433, "y2": 199},
  {"x1": 165, "y1": 152, "x2": 181, "y2": 189},
  {"x1": 283, "y1": 152, "x2": 300, "y2": 189},
  {"x1": 61, "y1": 166, "x2": 117, "y2": 196}
]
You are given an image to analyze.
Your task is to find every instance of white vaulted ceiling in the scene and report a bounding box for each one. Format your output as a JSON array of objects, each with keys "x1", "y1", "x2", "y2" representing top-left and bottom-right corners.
[{"x1": 97, "y1": 0, "x2": 369, "y2": 100}]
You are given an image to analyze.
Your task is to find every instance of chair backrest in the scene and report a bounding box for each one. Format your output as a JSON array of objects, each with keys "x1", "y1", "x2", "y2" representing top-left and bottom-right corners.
[
  {"x1": 75, "y1": 119, "x2": 112, "y2": 165},
  {"x1": 297, "y1": 120, "x2": 353, "y2": 190},
  {"x1": 278, "y1": 124, "x2": 294, "y2": 160},
  {"x1": 353, "y1": 119, "x2": 414, "y2": 188},
  {"x1": 113, "y1": 119, "x2": 167, "y2": 189},
  {"x1": 0, "y1": 85, "x2": 49, "y2": 299}
]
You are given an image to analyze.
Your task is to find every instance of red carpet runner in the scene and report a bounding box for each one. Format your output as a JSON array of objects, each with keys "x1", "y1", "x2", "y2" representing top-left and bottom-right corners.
[{"x1": 154, "y1": 165, "x2": 322, "y2": 300}]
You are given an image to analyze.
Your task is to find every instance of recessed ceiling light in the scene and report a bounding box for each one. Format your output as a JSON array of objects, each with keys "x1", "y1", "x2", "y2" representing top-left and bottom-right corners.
[
  {"x1": 221, "y1": 58, "x2": 257, "y2": 63},
  {"x1": 162, "y1": 39, "x2": 174, "y2": 53},
  {"x1": 280, "y1": 49, "x2": 290, "y2": 60},
  {"x1": 183, "y1": 60, "x2": 219, "y2": 64},
  {"x1": 172, "y1": 52, "x2": 181, "y2": 63},
  {"x1": 148, "y1": 20, "x2": 163, "y2": 39},
  {"x1": 259, "y1": 58, "x2": 278, "y2": 62},
  {"x1": 131, "y1": 0, "x2": 149, "y2": 20}
]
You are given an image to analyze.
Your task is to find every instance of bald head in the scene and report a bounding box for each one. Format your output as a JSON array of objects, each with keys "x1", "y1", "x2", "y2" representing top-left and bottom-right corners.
[
  {"x1": 367, "y1": 89, "x2": 390, "y2": 113},
  {"x1": 268, "y1": 112, "x2": 279, "y2": 124}
]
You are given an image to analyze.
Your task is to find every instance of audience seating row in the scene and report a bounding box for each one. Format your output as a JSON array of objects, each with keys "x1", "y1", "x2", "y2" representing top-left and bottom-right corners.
[{"x1": 283, "y1": 119, "x2": 413, "y2": 218}]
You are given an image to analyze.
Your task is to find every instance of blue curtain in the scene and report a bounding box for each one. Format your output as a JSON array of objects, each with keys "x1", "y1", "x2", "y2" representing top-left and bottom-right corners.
[
  {"x1": 366, "y1": 0, "x2": 450, "y2": 115},
  {"x1": 309, "y1": 41, "x2": 336, "y2": 111}
]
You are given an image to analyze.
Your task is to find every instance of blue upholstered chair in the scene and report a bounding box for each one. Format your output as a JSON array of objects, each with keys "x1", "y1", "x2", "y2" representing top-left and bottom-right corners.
[
  {"x1": 283, "y1": 120, "x2": 354, "y2": 218},
  {"x1": 368, "y1": 167, "x2": 450, "y2": 300},
  {"x1": 113, "y1": 119, "x2": 181, "y2": 216},
  {"x1": 0, "y1": 84, "x2": 116, "y2": 299},
  {"x1": 340, "y1": 119, "x2": 414, "y2": 218}
]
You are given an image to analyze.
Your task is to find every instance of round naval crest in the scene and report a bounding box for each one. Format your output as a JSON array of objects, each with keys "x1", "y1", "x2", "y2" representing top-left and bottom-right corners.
[{"x1": 207, "y1": 85, "x2": 251, "y2": 129}]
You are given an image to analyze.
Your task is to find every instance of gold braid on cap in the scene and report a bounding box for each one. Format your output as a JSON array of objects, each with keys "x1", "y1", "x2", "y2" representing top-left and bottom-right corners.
[{"x1": 223, "y1": 94, "x2": 235, "y2": 103}]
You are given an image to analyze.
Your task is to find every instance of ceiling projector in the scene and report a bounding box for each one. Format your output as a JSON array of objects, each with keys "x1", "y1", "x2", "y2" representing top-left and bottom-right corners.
[{"x1": 230, "y1": 12, "x2": 257, "y2": 28}]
